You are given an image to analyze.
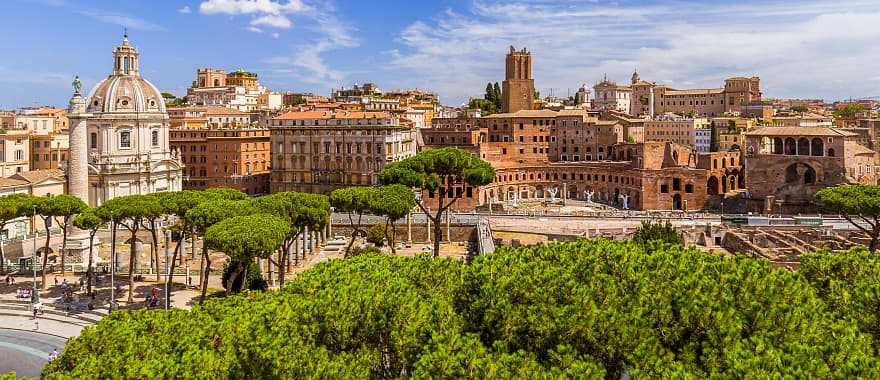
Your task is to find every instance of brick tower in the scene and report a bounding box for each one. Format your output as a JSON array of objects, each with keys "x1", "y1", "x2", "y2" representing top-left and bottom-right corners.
[{"x1": 501, "y1": 46, "x2": 535, "y2": 113}]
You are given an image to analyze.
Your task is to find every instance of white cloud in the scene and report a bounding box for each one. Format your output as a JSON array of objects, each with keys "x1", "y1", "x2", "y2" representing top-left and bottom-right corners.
[
  {"x1": 77, "y1": 10, "x2": 164, "y2": 31},
  {"x1": 247, "y1": 26, "x2": 263, "y2": 33},
  {"x1": 264, "y1": 6, "x2": 358, "y2": 88},
  {"x1": 178, "y1": 6, "x2": 191, "y2": 14},
  {"x1": 271, "y1": 32, "x2": 280, "y2": 39},
  {"x1": 251, "y1": 14, "x2": 292, "y2": 29},
  {"x1": 199, "y1": 0, "x2": 307, "y2": 15},
  {"x1": 389, "y1": 0, "x2": 880, "y2": 104}
]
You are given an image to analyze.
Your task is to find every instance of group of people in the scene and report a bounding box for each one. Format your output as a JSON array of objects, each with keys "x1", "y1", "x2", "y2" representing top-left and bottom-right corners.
[
  {"x1": 16, "y1": 287, "x2": 32, "y2": 299},
  {"x1": 4, "y1": 275, "x2": 15, "y2": 285}
]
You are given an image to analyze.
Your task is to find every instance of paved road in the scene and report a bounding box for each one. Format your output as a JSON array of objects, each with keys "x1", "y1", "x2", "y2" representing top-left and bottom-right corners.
[{"x1": 0, "y1": 328, "x2": 66, "y2": 378}]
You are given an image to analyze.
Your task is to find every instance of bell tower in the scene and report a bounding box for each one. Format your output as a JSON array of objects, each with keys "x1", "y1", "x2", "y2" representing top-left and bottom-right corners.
[
  {"x1": 501, "y1": 46, "x2": 535, "y2": 113},
  {"x1": 112, "y1": 31, "x2": 140, "y2": 76}
]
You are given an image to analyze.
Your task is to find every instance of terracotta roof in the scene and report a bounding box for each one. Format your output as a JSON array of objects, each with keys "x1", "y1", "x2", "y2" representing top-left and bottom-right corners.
[
  {"x1": 272, "y1": 111, "x2": 391, "y2": 120},
  {"x1": 10, "y1": 169, "x2": 65, "y2": 184},
  {"x1": 0, "y1": 178, "x2": 28, "y2": 188},
  {"x1": 168, "y1": 106, "x2": 246, "y2": 115},
  {"x1": 28, "y1": 108, "x2": 66, "y2": 116},
  {"x1": 743, "y1": 127, "x2": 857, "y2": 137},
  {"x1": 846, "y1": 141, "x2": 875, "y2": 156},
  {"x1": 485, "y1": 109, "x2": 560, "y2": 118}
]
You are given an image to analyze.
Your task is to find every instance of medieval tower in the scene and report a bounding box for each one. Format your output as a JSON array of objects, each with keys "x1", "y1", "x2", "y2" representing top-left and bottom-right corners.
[{"x1": 501, "y1": 46, "x2": 535, "y2": 113}]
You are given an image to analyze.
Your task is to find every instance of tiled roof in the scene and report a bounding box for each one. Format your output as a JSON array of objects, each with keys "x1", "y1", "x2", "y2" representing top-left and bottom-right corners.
[
  {"x1": 272, "y1": 111, "x2": 391, "y2": 120},
  {"x1": 10, "y1": 169, "x2": 65, "y2": 184},
  {"x1": 485, "y1": 109, "x2": 560, "y2": 118},
  {"x1": 0, "y1": 178, "x2": 28, "y2": 188}
]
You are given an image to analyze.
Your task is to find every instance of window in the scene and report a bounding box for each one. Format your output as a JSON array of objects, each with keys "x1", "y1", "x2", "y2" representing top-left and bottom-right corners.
[
  {"x1": 660, "y1": 184, "x2": 669, "y2": 193},
  {"x1": 151, "y1": 130, "x2": 159, "y2": 146},
  {"x1": 14, "y1": 149, "x2": 23, "y2": 161},
  {"x1": 90, "y1": 133, "x2": 97, "y2": 149},
  {"x1": 119, "y1": 131, "x2": 131, "y2": 148}
]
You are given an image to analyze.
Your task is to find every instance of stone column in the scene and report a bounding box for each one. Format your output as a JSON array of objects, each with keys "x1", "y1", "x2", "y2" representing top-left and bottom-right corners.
[
  {"x1": 426, "y1": 217, "x2": 432, "y2": 243},
  {"x1": 562, "y1": 183, "x2": 567, "y2": 206},
  {"x1": 67, "y1": 94, "x2": 90, "y2": 204},
  {"x1": 406, "y1": 212, "x2": 412, "y2": 244},
  {"x1": 293, "y1": 234, "x2": 301, "y2": 267},
  {"x1": 66, "y1": 92, "x2": 96, "y2": 267}
]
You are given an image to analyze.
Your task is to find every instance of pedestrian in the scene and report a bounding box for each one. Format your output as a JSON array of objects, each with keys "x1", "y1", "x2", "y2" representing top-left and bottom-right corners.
[
  {"x1": 32, "y1": 307, "x2": 38, "y2": 319},
  {"x1": 54, "y1": 277, "x2": 58, "y2": 286},
  {"x1": 49, "y1": 348, "x2": 58, "y2": 361}
]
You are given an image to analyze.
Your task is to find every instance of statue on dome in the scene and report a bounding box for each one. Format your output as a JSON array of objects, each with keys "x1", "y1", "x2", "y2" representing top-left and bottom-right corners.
[{"x1": 72, "y1": 75, "x2": 82, "y2": 94}]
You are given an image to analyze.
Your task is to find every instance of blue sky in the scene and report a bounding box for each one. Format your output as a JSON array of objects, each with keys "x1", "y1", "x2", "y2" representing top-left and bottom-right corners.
[{"x1": 1, "y1": 0, "x2": 879, "y2": 109}]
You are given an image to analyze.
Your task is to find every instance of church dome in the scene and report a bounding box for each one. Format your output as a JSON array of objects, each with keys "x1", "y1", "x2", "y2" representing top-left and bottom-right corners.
[{"x1": 86, "y1": 34, "x2": 166, "y2": 114}]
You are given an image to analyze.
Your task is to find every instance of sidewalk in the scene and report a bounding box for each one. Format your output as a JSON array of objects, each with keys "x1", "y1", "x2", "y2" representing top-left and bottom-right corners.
[{"x1": 0, "y1": 311, "x2": 84, "y2": 339}]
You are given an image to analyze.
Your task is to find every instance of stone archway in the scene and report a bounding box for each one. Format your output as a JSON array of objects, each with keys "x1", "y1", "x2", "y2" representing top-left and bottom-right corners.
[
  {"x1": 672, "y1": 194, "x2": 682, "y2": 210},
  {"x1": 707, "y1": 176, "x2": 719, "y2": 195}
]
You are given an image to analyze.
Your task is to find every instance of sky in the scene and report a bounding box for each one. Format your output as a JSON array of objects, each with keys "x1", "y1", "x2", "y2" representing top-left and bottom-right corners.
[{"x1": 1, "y1": 0, "x2": 879, "y2": 109}]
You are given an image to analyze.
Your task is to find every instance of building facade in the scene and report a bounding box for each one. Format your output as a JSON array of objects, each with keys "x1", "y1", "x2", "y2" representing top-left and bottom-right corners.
[
  {"x1": 170, "y1": 127, "x2": 270, "y2": 195},
  {"x1": 743, "y1": 127, "x2": 876, "y2": 209},
  {"x1": 0, "y1": 130, "x2": 30, "y2": 176},
  {"x1": 269, "y1": 111, "x2": 417, "y2": 194},
  {"x1": 74, "y1": 34, "x2": 183, "y2": 206}
]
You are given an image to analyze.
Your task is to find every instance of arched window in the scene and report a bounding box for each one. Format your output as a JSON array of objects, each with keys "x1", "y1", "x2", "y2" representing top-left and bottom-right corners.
[
  {"x1": 123, "y1": 56, "x2": 130, "y2": 74},
  {"x1": 811, "y1": 138, "x2": 824, "y2": 156},
  {"x1": 827, "y1": 148, "x2": 835, "y2": 157},
  {"x1": 797, "y1": 138, "x2": 810, "y2": 156},
  {"x1": 151, "y1": 130, "x2": 159, "y2": 146},
  {"x1": 213, "y1": 79, "x2": 220, "y2": 87},
  {"x1": 90, "y1": 132, "x2": 98, "y2": 149}
]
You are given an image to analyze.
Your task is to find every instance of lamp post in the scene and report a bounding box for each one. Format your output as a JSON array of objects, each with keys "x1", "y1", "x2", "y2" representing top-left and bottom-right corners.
[
  {"x1": 163, "y1": 227, "x2": 169, "y2": 310},
  {"x1": 31, "y1": 205, "x2": 38, "y2": 307},
  {"x1": 109, "y1": 219, "x2": 116, "y2": 311}
]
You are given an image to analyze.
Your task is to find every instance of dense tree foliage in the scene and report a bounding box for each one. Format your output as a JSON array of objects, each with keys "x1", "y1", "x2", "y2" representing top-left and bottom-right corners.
[
  {"x1": 96, "y1": 195, "x2": 164, "y2": 302},
  {"x1": 371, "y1": 184, "x2": 416, "y2": 253},
  {"x1": 466, "y1": 98, "x2": 498, "y2": 116},
  {"x1": 44, "y1": 195, "x2": 88, "y2": 276},
  {"x1": 833, "y1": 103, "x2": 868, "y2": 118},
  {"x1": 72, "y1": 209, "x2": 107, "y2": 296},
  {"x1": 631, "y1": 220, "x2": 683, "y2": 250},
  {"x1": 380, "y1": 147, "x2": 494, "y2": 257},
  {"x1": 204, "y1": 214, "x2": 289, "y2": 294},
  {"x1": 330, "y1": 187, "x2": 376, "y2": 256},
  {"x1": 800, "y1": 247, "x2": 880, "y2": 351},
  {"x1": 0, "y1": 194, "x2": 35, "y2": 273},
  {"x1": 253, "y1": 191, "x2": 329, "y2": 284},
  {"x1": 44, "y1": 241, "x2": 880, "y2": 378},
  {"x1": 815, "y1": 184, "x2": 880, "y2": 251}
]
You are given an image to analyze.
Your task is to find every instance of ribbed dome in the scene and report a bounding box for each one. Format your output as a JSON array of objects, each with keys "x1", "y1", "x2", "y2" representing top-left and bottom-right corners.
[
  {"x1": 85, "y1": 34, "x2": 166, "y2": 114},
  {"x1": 86, "y1": 75, "x2": 166, "y2": 113}
]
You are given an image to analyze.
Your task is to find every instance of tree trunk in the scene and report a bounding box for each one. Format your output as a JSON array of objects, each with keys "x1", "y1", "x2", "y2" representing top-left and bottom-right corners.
[
  {"x1": 277, "y1": 244, "x2": 287, "y2": 287},
  {"x1": 150, "y1": 221, "x2": 160, "y2": 282},
  {"x1": 127, "y1": 229, "x2": 138, "y2": 304},
  {"x1": 166, "y1": 236, "x2": 183, "y2": 308},
  {"x1": 41, "y1": 219, "x2": 51, "y2": 290},
  {"x1": 389, "y1": 219, "x2": 397, "y2": 254},
  {"x1": 59, "y1": 220, "x2": 67, "y2": 276},
  {"x1": 86, "y1": 233, "x2": 94, "y2": 296},
  {"x1": 0, "y1": 226, "x2": 5, "y2": 274},
  {"x1": 239, "y1": 260, "x2": 249, "y2": 293},
  {"x1": 432, "y1": 213, "x2": 442, "y2": 258},
  {"x1": 870, "y1": 231, "x2": 878, "y2": 252},
  {"x1": 199, "y1": 243, "x2": 210, "y2": 304}
]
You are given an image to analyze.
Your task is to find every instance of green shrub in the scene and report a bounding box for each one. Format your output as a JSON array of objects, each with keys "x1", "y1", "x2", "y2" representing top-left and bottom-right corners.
[
  {"x1": 366, "y1": 224, "x2": 387, "y2": 247},
  {"x1": 44, "y1": 241, "x2": 880, "y2": 378}
]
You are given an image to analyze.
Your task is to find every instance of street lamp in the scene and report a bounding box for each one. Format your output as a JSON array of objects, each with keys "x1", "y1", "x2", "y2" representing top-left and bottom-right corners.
[{"x1": 31, "y1": 205, "x2": 38, "y2": 307}]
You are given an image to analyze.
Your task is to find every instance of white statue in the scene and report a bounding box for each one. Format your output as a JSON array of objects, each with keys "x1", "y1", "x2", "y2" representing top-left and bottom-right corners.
[
  {"x1": 619, "y1": 194, "x2": 630, "y2": 210},
  {"x1": 548, "y1": 187, "x2": 558, "y2": 202},
  {"x1": 585, "y1": 190, "x2": 594, "y2": 203}
]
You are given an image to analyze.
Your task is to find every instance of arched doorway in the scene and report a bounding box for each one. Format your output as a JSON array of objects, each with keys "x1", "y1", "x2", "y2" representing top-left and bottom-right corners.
[
  {"x1": 672, "y1": 194, "x2": 682, "y2": 210},
  {"x1": 721, "y1": 176, "x2": 728, "y2": 193},
  {"x1": 773, "y1": 137, "x2": 784, "y2": 154},
  {"x1": 797, "y1": 138, "x2": 810, "y2": 156},
  {"x1": 707, "y1": 176, "x2": 719, "y2": 195},
  {"x1": 784, "y1": 138, "x2": 796, "y2": 155},
  {"x1": 729, "y1": 175, "x2": 736, "y2": 191}
]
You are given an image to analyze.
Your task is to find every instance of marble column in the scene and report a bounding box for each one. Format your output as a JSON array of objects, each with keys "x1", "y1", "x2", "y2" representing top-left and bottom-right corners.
[
  {"x1": 65, "y1": 91, "x2": 96, "y2": 266},
  {"x1": 445, "y1": 210, "x2": 452, "y2": 242}
]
